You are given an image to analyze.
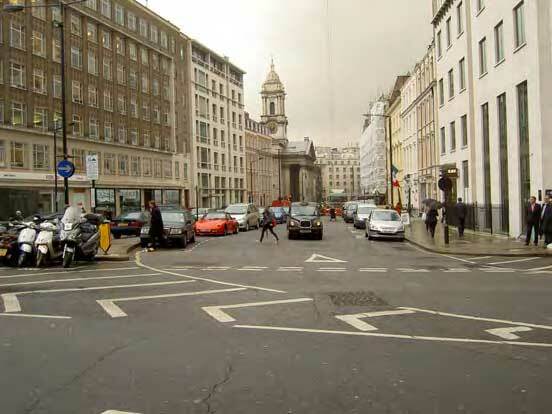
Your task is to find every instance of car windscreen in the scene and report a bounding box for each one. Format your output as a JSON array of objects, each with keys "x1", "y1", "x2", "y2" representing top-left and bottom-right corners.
[
  {"x1": 161, "y1": 212, "x2": 185, "y2": 223},
  {"x1": 225, "y1": 206, "x2": 247, "y2": 214},
  {"x1": 347, "y1": 204, "x2": 358, "y2": 211},
  {"x1": 122, "y1": 212, "x2": 142, "y2": 220},
  {"x1": 204, "y1": 213, "x2": 226, "y2": 220},
  {"x1": 371, "y1": 211, "x2": 401, "y2": 221},
  {"x1": 273, "y1": 207, "x2": 285, "y2": 213},
  {"x1": 358, "y1": 206, "x2": 375, "y2": 214},
  {"x1": 292, "y1": 206, "x2": 317, "y2": 216}
]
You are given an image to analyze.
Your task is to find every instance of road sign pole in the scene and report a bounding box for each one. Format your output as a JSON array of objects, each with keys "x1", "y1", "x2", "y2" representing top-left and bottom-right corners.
[{"x1": 444, "y1": 189, "x2": 449, "y2": 245}]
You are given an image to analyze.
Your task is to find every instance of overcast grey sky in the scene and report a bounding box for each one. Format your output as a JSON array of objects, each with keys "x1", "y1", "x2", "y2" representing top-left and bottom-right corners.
[{"x1": 146, "y1": 0, "x2": 432, "y2": 147}]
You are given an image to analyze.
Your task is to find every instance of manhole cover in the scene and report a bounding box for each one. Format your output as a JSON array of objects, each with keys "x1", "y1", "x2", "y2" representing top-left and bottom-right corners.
[{"x1": 328, "y1": 291, "x2": 388, "y2": 306}]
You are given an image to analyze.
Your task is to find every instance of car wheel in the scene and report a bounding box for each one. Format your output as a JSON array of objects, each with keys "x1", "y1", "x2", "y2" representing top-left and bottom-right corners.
[
  {"x1": 367, "y1": 231, "x2": 373, "y2": 240},
  {"x1": 181, "y1": 234, "x2": 188, "y2": 249},
  {"x1": 113, "y1": 233, "x2": 121, "y2": 239},
  {"x1": 234, "y1": 225, "x2": 239, "y2": 234},
  {"x1": 245, "y1": 223, "x2": 250, "y2": 232},
  {"x1": 317, "y1": 232, "x2": 323, "y2": 240},
  {"x1": 288, "y1": 232, "x2": 293, "y2": 240}
]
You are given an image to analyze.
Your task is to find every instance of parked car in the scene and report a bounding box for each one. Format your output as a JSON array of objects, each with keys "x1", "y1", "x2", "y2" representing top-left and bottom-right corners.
[
  {"x1": 365, "y1": 209, "x2": 405, "y2": 241},
  {"x1": 192, "y1": 208, "x2": 216, "y2": 221},
  {"x1": 287, "y1": 202, "x2": 323, "y2": 240},
  {"x1": 272, "y1": 206, "x2": 288, "y2": 224},
  {"x1": 140, "y1": 209, "x2": 195, "y2": 248},
  {"x1": 110, "y1": 211, "x2": 150, "y2": 238},
  {"x1": 343, "y1": 203, "x2": 358, "y2": 223},
  {"x1": 225, "y1": 204, "x2": 260, "y2": 231},
  {"x1": 353, "y1": 204, "x2": 377, "y2": 229},
  {"x1": 194, "y1": 212, "x2": 239, "y2": 236}
]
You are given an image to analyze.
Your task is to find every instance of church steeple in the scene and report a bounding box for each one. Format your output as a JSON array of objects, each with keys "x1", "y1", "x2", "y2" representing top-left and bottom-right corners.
[{"x1": 261, "y1": 59, "x2": 288, "y2": 141}]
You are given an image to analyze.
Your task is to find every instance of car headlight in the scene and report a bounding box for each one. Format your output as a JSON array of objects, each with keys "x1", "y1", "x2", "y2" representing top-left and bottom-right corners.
[
  {"x1": 289, "y1": 220, "x2": 298, "y2": 227},
  {"x1": 141, "y1": 226, "x2": 149, "y2": 234},
  {"x1": 170, "y1": 228, "x2": 183, "y2": 235},
  {"x1": 314, "y1": 221, "x2": 322, "y2": 227},
  {"x1": 370, "y1": 224, "x2": 379, "y2": 231}
]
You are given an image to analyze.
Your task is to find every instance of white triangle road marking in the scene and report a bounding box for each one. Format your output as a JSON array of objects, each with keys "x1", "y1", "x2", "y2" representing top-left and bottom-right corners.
[
  {"x1": 305, "y1": 253, "x2": 347, "y2": 263},
  {"x1": 335, "y1": 309, "x2": 416, "y2": 331},
  {"x1": 485, "y1": 326, "x2": 533, "y2": 340}
]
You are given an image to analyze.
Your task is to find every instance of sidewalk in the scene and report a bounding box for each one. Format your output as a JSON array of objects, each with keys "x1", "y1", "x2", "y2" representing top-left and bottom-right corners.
[
  {"x1": 405, "y1": 219, "x2": 552, "y2": 257},
  {"x1": 96, "y1": 236, "x2": 140, "y2": 262}
]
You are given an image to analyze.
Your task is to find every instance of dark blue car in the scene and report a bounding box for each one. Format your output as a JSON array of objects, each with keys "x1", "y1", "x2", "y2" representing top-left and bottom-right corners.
[{"x1": 272, "y1": 207, "x2": 288, "y2": 224}]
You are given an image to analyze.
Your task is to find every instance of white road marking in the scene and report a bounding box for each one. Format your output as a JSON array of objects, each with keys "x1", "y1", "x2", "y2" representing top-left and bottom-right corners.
[
  {"x1": 202, "y1": 298, "x2": 313, "y2": 323},
  {"x1": 0, "y1": 312, "x2": 71, "y2": 319},
  {"x1": 355, "y1": 235, "x2": 365, "y2": 239},
  {"x1": 2, "y1": 280, "x2": 195, "y2": 313},
  {"x1": 277, "y1": 267, "x2": 303, "y2": 272},
  {"x1": 238, "y1": 266, "x2": 267, "y2": 271},
  {"x1": 465, "y1": 256, "x2": 493, "y2": 260},
  {"x1": 0, "y1": 266, "x2": 139, "y2": 280},
  {"x1": 305, "y1": 253, "x2": 347, "y2": 263},
  {"x1": 202, "y1": 266, "x2": 231, "y2": 270},
  {"x1": 335, "y1": 309, "x2": 416, "y2": 331},
  {"x1": 136, "y1": 252, "x2": 286, "y2": 293},
  {"x1": 527, "y1": 264, "x2": 552, "y2": 272},
  {"x1": 396, "y1": 268, "x2": 430, "y2": 273},
  {"x1": 399, "y1": 307, "x2": 552, "y2": 331},
  {"x1": 234, "y1": 325, "x2": 552, "y2": 347},
  {"x1": 316, "y1": 268, "x2": 347, "y2": 272},
  {"x1": 442, "y1": 268, "x2": 471, "y2": 273},
  {"x1": 480, "y1": 268, "x2": 515, "y2": 273},
  {"x1": 488, "y1": 257, "x2": 539, "y2": 265},
  {"x1": 0, "y1": 273, "x2": 160, "y2": 287},
  {"x1": 485, "y1": 326, "x2": 533, "y2": 340},
  {"x1": 97, "y1": 287, "x2": 246, "y2": 318},
  {"x1": 438, "y1": 254, "x2": 476, "y2": 264},
  {"x1": 101, "y1": 411, "x2": 141, "y2": 414},
  {"x1": 359, "y1": 268, "x2": 388, "y2": 272}
]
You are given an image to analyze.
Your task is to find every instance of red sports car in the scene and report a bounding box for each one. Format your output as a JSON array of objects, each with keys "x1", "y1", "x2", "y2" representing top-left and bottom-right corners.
[{"x1": 194, "y1": 212, "x2": 239, "y2": 236}]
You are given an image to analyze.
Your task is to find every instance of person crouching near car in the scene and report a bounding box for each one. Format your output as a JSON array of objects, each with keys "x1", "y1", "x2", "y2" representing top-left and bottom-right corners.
[{"x1": 148, "y1": 200, "x2": 164, "y2": 252}]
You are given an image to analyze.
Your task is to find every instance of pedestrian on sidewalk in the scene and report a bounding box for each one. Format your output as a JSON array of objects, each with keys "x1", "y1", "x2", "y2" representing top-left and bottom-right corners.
[
  {"x1": 148, "y1": 200, "x2": 164, "y2": 251},
  {"x1": 455, "y1": 198, "x2": 467, "y2": 237},
  {"x1": 540, "y1": 195, "x2": 552, "y2": 247},
  {"x1": 260, "y1": 206, "x2": 279, "y2": 244},
  {"x1": 426, "y1": 205, "x2": 438, "y2": 238},
  {"x1": 525, "y1": 196, "x2": 542, "y2": 246}
]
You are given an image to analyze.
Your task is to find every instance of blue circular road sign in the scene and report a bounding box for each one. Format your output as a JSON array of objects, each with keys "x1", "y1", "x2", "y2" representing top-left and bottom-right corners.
[{"x1": 57, "y1": 159, "x2": 75, "y2": 179}]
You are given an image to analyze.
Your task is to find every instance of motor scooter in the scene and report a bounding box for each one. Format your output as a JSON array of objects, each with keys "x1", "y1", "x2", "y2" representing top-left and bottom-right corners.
[
  {"x1": 0, "y1": 223, "x2": 23, "y2": 266},
  {"x1": 60, "y1": 207, "x2": 101, "y2": 268},
  {"x1": 35, "y1": 220, "x2": 62, "y2": 267},
  {"x1": 16, "y1": 216, "x2": 42, "y2": 267}
]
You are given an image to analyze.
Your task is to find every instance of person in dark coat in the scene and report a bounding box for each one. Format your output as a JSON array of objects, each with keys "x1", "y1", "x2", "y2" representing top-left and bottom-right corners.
[
  {"x1": 540, "y1": 195, "x2": 552, "y2": 247},
  {"x1": 426, "y1": 205, "x2": 439, "y2": 238},
  {"x1": 148, "y1": 200, "x2": 164, "y2": 251},
  {"x1": 525, "y1": 196, "x2": 542, "y2": 246},
  {"x1": 455, "y1": 198, "x2": 467, "y2": 237},
  {"x1": 259, "y1": 207, "x2": 278, "y2": 244}
]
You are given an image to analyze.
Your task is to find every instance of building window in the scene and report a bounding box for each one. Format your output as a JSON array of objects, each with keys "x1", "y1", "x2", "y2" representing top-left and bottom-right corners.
[
  {"x1": 104, "y1": 153, "x2": 115, "y2": 175},
  {"x1": 72, "y1": 114, "x2": 82, "y2": 136},
  {"x1": 10, "y1": 22, "x2": 25, "y2": 50},
  {"x1": 118, "y1": 155, "x2": 128, "y2": 175},
  {"x1": 438, "y1": 78, "x2": 444, "y2": 106},
  {"x1": 32, "y1": 31, "x2": 46, "y2": 57},
  {"x1": 142, "y1": 102, "x2": 149, "y2": 121},
  {"x1": 130, "y1": 96, "x2": 137, "y2": 118},
  {"x1": 462, "y1": 160, "x2": 469, "y2": 189},
  {"x1": 139, "y1": 19, "x2": 148, "y2": 38},
  {"x1": 52, "y1": 38, "x2": 61, "y2": 62},
  {"x1": 129, "y1": 128, "x2": 138, "y2": 145},
  {"x1": 103, "y1": 58, "x2": 112, "y2": 81},
  {"x1": 33, "y1": 108, "x2": 48, "y2": 131},
  {"x1": 32, "y1": 144, "x2": 50, "y2": 170},
  {"x1": 10, "y1": 62, "x2": 26, "y2": 88},
  {"x1": 514, "y1": 2, "x2": 526, "y2": 48},
  {"x1": 87, "y1": 22, "x2": 97, "y2": 43},
  {"x1": 440, "y1": 127, "x2": 445, "y2": 155},
  {"x1": 115, "y1": 37, "x2": 125, "y2": 55},
  {"x1": 141, "y1": 48, "x2": 148, "y2": 66},
  {"x1": 86, "y1": 0, "x2": 97, "y2": 11},
  {"x1": 118, "y1": 95, "x2": 126, "y2": 114},
  {"x1": 127, "y1": 12, "x2": 136, "y2": 31},
  {"x1": 102, "y1": 30, "x2": 111, "y2": 49},
  {"x1": 71, "y1": 46, "x2": 82, "y2": 69},
  {"x1": 103, "y1": 90, "x2": 113, "y2": 111},
  {"x1": 88, "y1": 50, "x2": 98, "y2": 75},
  {"x1": 129, "y1": 42, "x2": 137, "y2": 61},
  {"x1": 160, "y1": 32, "x2": 168, "y2": 49},
  {"x1": 459, "y1": 58, "x2": 466, "y2": 91},
  {"x1": 445, "y1": 17, "x2": 451, "y2": 48},
  {"x1": 150, "y1": 25, "x2": 158, "y2": 43},
  {"x1": 104, "y1": 121, "x2": 112, "y2": 142},
  {"x1": 460, "y1": 114, "x2": 468, "y2": 147},
  {"x1": 448, "y1": 69, "x2": 454, "y2": 98},
  {"x1": 450, "y1": 121, "x2": 456, "y2": 151},
  {"x1": 11, "y1": 102, "x2": 26, "y2": 127},
  {"x1": 72, "y1": 148, "x2": 86, "y2": 173},
  {"x1": 457, "y1": 1, "x2": 464, "y2": 35},
  {"x1": 494, "y1": 21, "x2": 504, "y2": 63},
  {"x1": 479, "y1": 37, "x2": 487, "y2": 75},
  {"x1": 143, "y1": 158, "x2": 152, "y2": 176},
  {"x1": 31, "y1": 0, "x2": 46, "y2": 19},
  {"x1": 517, "y1": 81, "x2": 530, "y2": 220},
  {"x1": 115, "y1": 4, "x2": 124, "y2": 25},
  {"x1": 436, "y1": 30, "x2": 442, "y2": 58},
  {"x1": 53, "y1": 75, "x2": 62, "y2": 99},
  {"x1": 101, "y1": 0, "x2": 111, "y2": 18},
  {"x1": 141, "y1": 73, "x2": 149, "y2": 93},
  {"x1": 154, "y1": 159, "x2": 162, "y2": 177},
  {"x1": 142, "y1": 131, "x2": 150, "y2": 147},
  {"x1": 53, "y1": 112, "x2": 62, "y2": 130},
  {"x1": 88, "y1": 85, "x2": 98, "y2": 107},
  {"x1": 72, "y1": 80, "x2": 83, "y2": 104},
  {"x1": 89, "y1": 117, "x2": 99, "y2": 139},
  {"x1": 497, "y1": 93, "x2": 509, "y2": 230},
  {"x1": 10, "y1": 142, "x2": 27, "y2": 168},
  {"x1": 481, "y1": 103, "x2": 491, "y2": 206},
  {"x1": 70, "y1": 13, "x2": 81, "y2": 36},
  {"x1": 129, "y1": 69, "x2": 137, "y2": 89}
]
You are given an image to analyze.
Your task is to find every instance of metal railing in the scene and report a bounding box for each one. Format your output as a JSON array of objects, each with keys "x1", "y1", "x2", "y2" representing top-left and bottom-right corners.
[{"x1": 445, "y1": 203, "x2": 510, "y2": 235}]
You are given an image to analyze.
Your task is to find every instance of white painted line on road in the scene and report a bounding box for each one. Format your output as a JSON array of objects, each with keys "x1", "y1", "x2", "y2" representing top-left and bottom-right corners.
[
  {"x1": 233, "y1": 325, "x2": 552, "y2": 348},
  {"x1": 305, "y1": 253, "x2": 347, "y2": 263},
  {"x1": 0, "y1": 312, "x2": 72, "y2": 319},
  {"x1": 238, "y1": 266, "x2": 267, "y2": 271},
  {"x1": 2, "y1": 280, "x2": 196, "y2": 313},
  {"x1": 0, "y1": 273, "x2": 161, "y2": 288},
  {"x1": 277, "y1": 267, "x2": 303, "y2": 272},
  {"x1": 316, "y1": 268, "x2": 347, "y2": 272},
  {"x1": 202, "y1": 298, "x2": 313, "y2": 323},
  {"x1": 202, "y1": 266, "x2": 231, "y2": 271},
  {"x1": 439, "y1": 254, "x2": 476, "y2": 264},
  {"x1": 355, "y1": 235, "x2": 365, "y2": 239},
  {"x1": 442, "y1": 268, "x2": 471, "y2": 273},
  {"x1": 399, "y1": 307, "x2": 552, "y2": 331},
  {"x1": 101, "y1": 410, "x2": 141, "y2": 414},
  {"x1": 465, "y1": 256, "x2": 493, "y2": 260},
  {"x1": 396, "y1": 268, "x2": 430, "y2": 273},
  {"x1": 359, "y1": 268, "x2": 388, "y2": 272},
  {"x1": 335, "y1": 309, "x2": 416, "y2": 331},
  {"x1": 488, "y1": 257, "x2": 539, "y2": 265},
  {"x1": 485, "y1": 326, "x2": 533, "y2": 340},
  {"x1": 98, "y1": 287, "x2": 246, "y2": 318},
  {"x1": 527, "y1": 264, "x2": 552, "y2": 272},
  {"x1": 135, "y1": 252, "x2": 286, "y2": 294},
  {"x1": 0, "y1": 266, "x2": 139, "y2": 280},
  {"x1": 479, "y1": 268, "x2": 515, "y2": 273}
]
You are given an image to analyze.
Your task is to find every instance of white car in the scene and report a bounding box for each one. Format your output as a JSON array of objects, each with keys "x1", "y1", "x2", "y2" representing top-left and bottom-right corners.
[
  {"x1": 365, "y1": 209, "x2": 405, "y2": 241},
  {"x1": 225, "y1": 204, "x2": 260, "y2": 231}
]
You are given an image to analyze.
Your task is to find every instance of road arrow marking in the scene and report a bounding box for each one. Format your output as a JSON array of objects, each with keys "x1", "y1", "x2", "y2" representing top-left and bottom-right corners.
[
  {"x1": 335, "y1": 309, "x2": 416, "y2": 331},
  {"x1": 485, "y1": 326, "x2": 533, "y2": 340},
  {"x1": 305, "y1": 253, "x2": 347, "y2": 263},
  {"x1": 98, "y1": 288, "x2": 246, "y2": 318},
  {"x1": 202, "y1": 298, "x2": 313, "y2": 323}
]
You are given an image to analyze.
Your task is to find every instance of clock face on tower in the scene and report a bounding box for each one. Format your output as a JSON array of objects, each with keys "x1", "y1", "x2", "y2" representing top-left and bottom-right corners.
[{"x1": 267, "y1": 121, "x2": 278, "y2": 134}]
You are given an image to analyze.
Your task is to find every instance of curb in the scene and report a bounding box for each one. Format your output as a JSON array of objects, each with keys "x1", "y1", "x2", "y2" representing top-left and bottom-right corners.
[
  {"x1": 405, "y1": 236, "x2": 552, "y2": 257},
  {"x1": 95, "y1": 242, "x2": 140, "y2": 262}
]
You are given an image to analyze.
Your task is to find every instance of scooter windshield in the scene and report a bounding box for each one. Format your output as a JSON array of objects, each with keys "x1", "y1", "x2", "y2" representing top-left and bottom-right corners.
[{"x1": 61, "y1": 206, "x2": 82, "y2": 224}]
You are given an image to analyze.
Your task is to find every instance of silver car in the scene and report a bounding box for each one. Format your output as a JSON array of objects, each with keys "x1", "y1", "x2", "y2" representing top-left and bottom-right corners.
[
  {"x1": 353, "y1": 204, "x2": 376, "y2": 229},
  {"x1": 343, "y1": 203, "x2": 358, "y2": 223},
  {"x1": 365, "y1": 209, "x2": 405, "y2": 241},
  {"x1": 225, "y1": 203, "x2": 260, "y2": 231}
]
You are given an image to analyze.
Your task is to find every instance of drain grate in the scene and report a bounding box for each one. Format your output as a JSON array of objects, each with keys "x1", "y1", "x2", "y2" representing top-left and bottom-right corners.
[{"x1": 328, "y1": 291, "x2": 388, "y2": 306}]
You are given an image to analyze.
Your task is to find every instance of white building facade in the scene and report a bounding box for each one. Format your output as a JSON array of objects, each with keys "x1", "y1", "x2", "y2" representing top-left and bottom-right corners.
[
  {"x1": 360, "y1": 101, "x2": 388, "y2": 198},
  {"x1": 316, "y1": 145, "x2": 361, "y2": 200},
  {"x1": 400, "y1": 74, "x2": 419, "y2": 211}
]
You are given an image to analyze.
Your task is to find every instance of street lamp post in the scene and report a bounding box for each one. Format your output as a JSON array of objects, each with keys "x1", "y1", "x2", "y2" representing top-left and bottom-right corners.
[
  {"x1": 4, "y1": 0, "x2": 87, "y2": 208},
  {"x1": 249, "y1": 156, "x2": 263, "y2": 204}
]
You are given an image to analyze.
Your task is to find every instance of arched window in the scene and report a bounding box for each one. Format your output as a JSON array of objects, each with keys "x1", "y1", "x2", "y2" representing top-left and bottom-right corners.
[{"x1": 269, "y1": 101, "x2": 275, "y2": 115}]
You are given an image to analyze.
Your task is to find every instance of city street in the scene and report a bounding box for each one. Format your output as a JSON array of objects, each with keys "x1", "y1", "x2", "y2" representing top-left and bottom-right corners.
[{"x1": 2, "y1": 218, "x2": 552, "y2": 414}]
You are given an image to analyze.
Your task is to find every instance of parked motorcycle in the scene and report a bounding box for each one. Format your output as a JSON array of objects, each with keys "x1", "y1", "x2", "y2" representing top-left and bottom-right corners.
[
  {"x1": 16, "y1": 216, "x2": 42, "y2": 268},
  {"x1": 0, "y1": 223, "x2": 24, "y2": 266},
  {"x1": 35, "y1": 220, "x2": 62, "y2": 267},
  {"x1": 60, "y1": 206, "x2": 102, "y2": 268}
]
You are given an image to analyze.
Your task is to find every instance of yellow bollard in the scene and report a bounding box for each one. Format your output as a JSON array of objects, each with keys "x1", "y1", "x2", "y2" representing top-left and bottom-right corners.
[{"x1": 99, "y1": 223, "x2": 112, "y2": 254}]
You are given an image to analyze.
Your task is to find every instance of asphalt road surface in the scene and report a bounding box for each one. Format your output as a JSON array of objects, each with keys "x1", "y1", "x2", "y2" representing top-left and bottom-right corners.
[{"x1": 1, "y1": 218, "x2": 552, "y2": 414}]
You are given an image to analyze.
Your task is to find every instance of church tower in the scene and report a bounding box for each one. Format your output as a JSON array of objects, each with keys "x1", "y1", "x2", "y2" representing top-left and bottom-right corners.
[{"x1": 261, "y1": 59, "x2": 288, "y2": 143}]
